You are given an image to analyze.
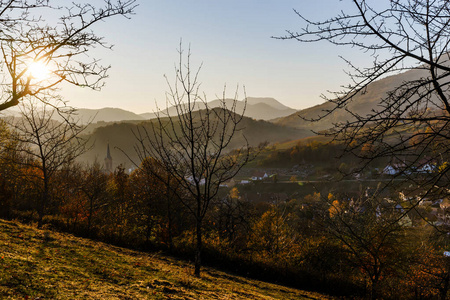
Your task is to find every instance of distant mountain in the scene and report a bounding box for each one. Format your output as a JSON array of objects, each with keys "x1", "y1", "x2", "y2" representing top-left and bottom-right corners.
[
  {"x1": 140, "y1": 97, "x2": 297, "y2": 121},
  {"x1": 79, "y1": 108, "x2": 310, "y2": 169},
  {"x1": 274, "y1": 68, "x2": 429, "y2": 132},
  {"x1": 1, "y1": 107, "x2": 144, "y2": 128},
  {"x1": 72, "y1": 107, "x2": 145, "y2": 124},
  {"x1": 246, "y1": 97, "x2": 293, "y2": 111},
  {"x1": 2, "y1": 98, "x2": 296, "y2": 124}
]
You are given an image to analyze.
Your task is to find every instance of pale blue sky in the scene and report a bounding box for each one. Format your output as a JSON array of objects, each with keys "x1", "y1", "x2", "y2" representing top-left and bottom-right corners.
[{"x1": 62, "y1": 1, "x2": 367, "y2": 114}]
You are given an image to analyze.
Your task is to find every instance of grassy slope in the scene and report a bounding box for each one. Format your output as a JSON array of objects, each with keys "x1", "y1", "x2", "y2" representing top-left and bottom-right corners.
[
  {"x1": 0, "y1": 220, "x2": 331, "y2": 299},
  {"x1": 274, "y1": 67, "x2": 430, "y2": 132}
]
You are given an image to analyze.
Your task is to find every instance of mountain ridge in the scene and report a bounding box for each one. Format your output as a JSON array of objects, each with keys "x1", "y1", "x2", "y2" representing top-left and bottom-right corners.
[
  {"x1": 1, "y1": 97, "x2": 298, "y2": 124},
  {"x1": 73, "y1": 107, "x2": 145, "y2": 124},
  {"x1": 139, "y1": 97, "x2": 297, "y2": 121},
  {"x1": 274, "y1": 67, "x2": 430, "y2": 131},
  {"x1": 79, "y1": 108, "x2": 311, "y2": 169}
]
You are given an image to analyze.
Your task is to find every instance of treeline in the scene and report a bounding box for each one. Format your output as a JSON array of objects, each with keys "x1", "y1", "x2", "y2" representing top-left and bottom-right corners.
[
  {"x1": 79, "y1": 115, "x2": 310, "y2": 170},
  {"x1": 259, "y1": 140, "x2": 388, "y2": 176},
  {"x1": 260, "y1": 141, "x2": 351, "y2": 167},
  {"x1": 1, "y1": 124, "x2": 449, "y2": 299}
]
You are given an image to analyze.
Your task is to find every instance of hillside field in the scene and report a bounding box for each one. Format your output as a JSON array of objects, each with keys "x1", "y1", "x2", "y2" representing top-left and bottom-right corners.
[{"x1": 0, "y1": 219, "x2": 332, "y2": 299}]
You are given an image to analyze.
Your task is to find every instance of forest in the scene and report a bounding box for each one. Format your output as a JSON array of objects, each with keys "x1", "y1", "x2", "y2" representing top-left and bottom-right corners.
[{"x1": 1, "y1": 117, "x2": 450, "y2": 299}]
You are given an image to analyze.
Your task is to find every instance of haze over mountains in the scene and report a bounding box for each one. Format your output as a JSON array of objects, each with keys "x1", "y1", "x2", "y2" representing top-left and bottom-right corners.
[
  {"x1": 2, "y1": 66, "x2": 431, "y2": 169},
  {"x1": 73, "y1": 64, "x2": 426, "y2": 134},
  {"x1": 75, "y1": 97, "x2": 297, "y2": 123},
  {"x1": 274, "y1": 68, "x2": 430, "y2": 131},
  {"x1": 80, "y1": 111, "x2": 311, "y2": 169},
  {"x1": 72, "y1": 107, "x2": 145, "y2": 123}
]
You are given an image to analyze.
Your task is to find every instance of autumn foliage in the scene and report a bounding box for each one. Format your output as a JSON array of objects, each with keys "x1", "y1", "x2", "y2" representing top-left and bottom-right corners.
[{"x1": 0, "y1": 121, "x2": 449, "y2": 298}]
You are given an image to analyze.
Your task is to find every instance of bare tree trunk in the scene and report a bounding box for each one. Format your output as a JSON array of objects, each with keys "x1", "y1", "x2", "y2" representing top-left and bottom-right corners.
[
  {"x1": 166, "y1": 194, "x2": 174, "y2": 252},
  {"x1": 87, "y1": 197, "x2": 94, "y2": 235},
  {"x1": 194, "y1": 218, "x2": 203, "y2": 277},
  {"x1": 440, "y1": 271, "x2": 450, "y2": 300},
  {"x1": 37, "y1": 195, "x2": 44, "y2": 228},
  {"x1": 38, "y1": 168, "x2": 49, "y2": 229},
  {"x1": 145, "y1": 213, "x2": 154, "y2": 245}
]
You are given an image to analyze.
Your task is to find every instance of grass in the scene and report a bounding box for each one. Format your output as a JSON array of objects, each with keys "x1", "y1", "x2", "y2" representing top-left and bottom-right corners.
[{"x1": 0, "y1": 219, "x2": 332, "y2": 299}]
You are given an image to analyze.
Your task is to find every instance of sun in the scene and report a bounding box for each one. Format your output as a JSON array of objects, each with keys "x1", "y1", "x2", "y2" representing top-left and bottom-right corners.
[{"x1": 27, "y1": 61, "x2": 50, "y2": 81}]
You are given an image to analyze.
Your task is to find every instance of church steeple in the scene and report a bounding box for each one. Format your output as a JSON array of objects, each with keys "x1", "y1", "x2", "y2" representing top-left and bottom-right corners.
[{"x1": 104, "y1": 143, "x2": 113, "y2": 173}]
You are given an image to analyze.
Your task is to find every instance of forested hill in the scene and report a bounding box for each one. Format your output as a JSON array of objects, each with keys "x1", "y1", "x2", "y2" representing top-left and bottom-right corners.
[
  {"x1": 274, "y1": 67, "x2": 430, "y2": 131},
  {"x1": 79, "y1": 109, "x2": 312, "y2": 169},
  {"x1": 140, "y1": 97, "x2": 297, "y2": 121}
]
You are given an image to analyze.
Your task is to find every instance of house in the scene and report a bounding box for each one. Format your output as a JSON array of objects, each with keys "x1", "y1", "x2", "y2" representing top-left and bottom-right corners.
[
  {"x1": 383, "y1": 164, "x2": 401, "y2": 175},
  {"x1": 186, "y1": 176, "x2": 206, "y2": 185},
  {"x1": 384, "y1": 157, "x2": 437, "y2": 175},
  {"x1": 251, "y1": 171, "x2": 269, "y2": 181},
  {"x1": 383, "y1": 158, "x2": 407, "y2": 175},
  {"x1": 416, "y1": 158, "x2": 437, "y2": 173},
  {"x1": 395, "y1": 204, "x2": 405, "y2": 213}
]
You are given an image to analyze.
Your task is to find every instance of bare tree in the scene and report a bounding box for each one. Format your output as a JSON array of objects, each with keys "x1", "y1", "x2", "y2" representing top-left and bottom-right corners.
[
  {"x1": 132, "y1": 46, "x2": 253, "y2": 277},
  {"x1": 0, "y1": 118, "x2": 22, "y2": 218},
  {"x1": 325, "y1": 191, "x2": 407, "y2": 299},
  {"x1": 214, "y1": 187, "x2": 253, "y2": 248},
  {"x1": 129, "y1": 157, "x2": 169, "y2": 245},
  {"x1": 0, "y1": 0, "x2": 136, "y2": 111},
  {"x1": 8, "y1": 98, "x2": 87, "y2": 227},
  {"x1": 80, "y1": 162, "x2": 108, "y2": 235},
  {"x1": 281, "y1": 1, "x2": 450, "y2": 217}
]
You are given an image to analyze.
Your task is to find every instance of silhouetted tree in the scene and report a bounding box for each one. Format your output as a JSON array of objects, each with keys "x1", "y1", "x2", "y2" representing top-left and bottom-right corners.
[
  {"x1": 214, "y1": 187, "x2": 253, "y2": 248},
  {"x1": 129, "y1": 157, "x2": 169, "y2": 245},
  {"x1": 80, "y1": 162, "x2": 109, "y2": 235},
  {"x1": 282, "y1": 0, "x2": 450, "y2": 226},
  {"x1": 0, "y1": 120, "x2": 22, "y2": 217},
  {"x1": 108, "y1": 165, "x2": 130, "y2": 241},
  {"x1": 132, "y1": 45, "x2": 253, "y2": 277},
  {"x1": 324, "y1": 191, "x2": 408, "y2": 299},
  {"x1": 0, "y1": 0, "x2": 136, "y2": 111},
  {"x1": 8, "y1": 99, "x2": 87, "y2": 227}
]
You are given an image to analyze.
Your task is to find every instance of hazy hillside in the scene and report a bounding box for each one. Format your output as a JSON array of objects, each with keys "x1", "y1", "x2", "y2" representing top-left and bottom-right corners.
[
  {"x1": 140, "y1": 97, "x2": 297, "y2": 121},
  {"x1": 2, "y1": 98, "x2": 296, "y2": 125},
  {"x1": 79, "y1": 109, "x2": 311, "y2": 169},
  {"x1": 274, "y1": 68, "x2": 429, "y2": 131},
  {"x1": 245, "y1": 102, "x2": 297, "y2": 120},
  {"x1": 246, "y1": 97, "x2": 293, "y2": 110},
  {"x1": 2, "y1": 107, "x2": 144, "y2": 126},
  {"x1": 72, "y1": 107, "x2": 145, "y2": 124},
  {"x1": 2, "y1": 107, "x2": 144, "y2": 125}
]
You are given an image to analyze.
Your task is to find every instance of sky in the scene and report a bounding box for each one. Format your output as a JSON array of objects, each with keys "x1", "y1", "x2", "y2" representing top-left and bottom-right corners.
[{"x1": 60, "y1": 1, "x2": 368, "y2": 114}]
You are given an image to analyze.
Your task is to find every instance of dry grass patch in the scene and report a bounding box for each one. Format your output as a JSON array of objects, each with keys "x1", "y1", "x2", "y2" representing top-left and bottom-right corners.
[{"x1": 0, "y1": 219, "x2": 332, "y2": 299}]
